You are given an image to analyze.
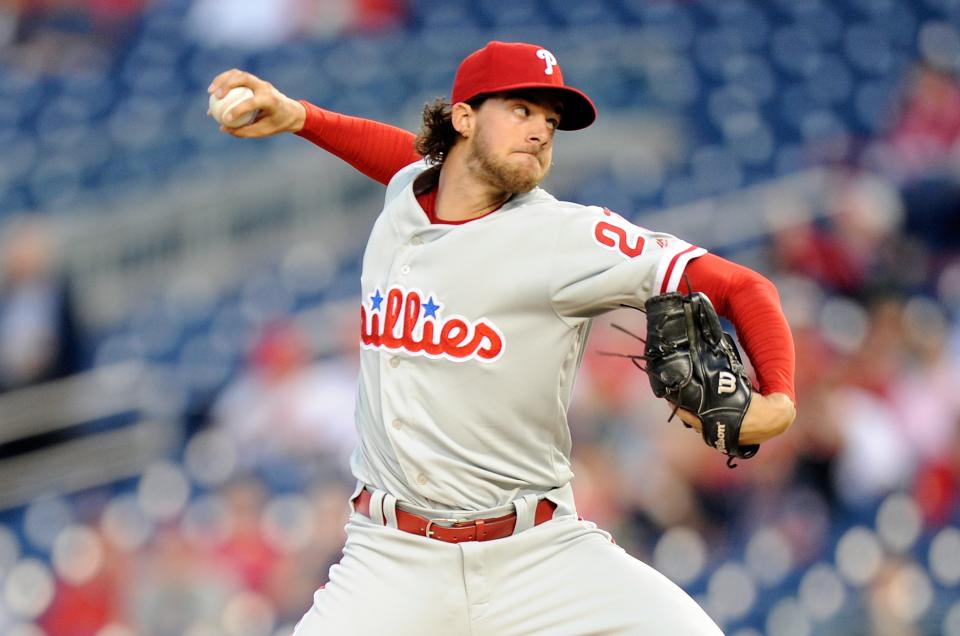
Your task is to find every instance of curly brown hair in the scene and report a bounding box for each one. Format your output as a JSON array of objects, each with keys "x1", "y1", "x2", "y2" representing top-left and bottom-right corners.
[{"x1": 414, "y1": 95, "x2": 490, "y2": 164}]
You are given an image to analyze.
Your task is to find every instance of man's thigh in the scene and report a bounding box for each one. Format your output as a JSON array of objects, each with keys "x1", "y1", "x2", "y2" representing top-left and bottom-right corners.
[
  {"x1": 472, "y1": 517, "x2": 723, "y2": 636},
  {"x1": 292, "y1": 515, "x2": 471, "y2": 636}
]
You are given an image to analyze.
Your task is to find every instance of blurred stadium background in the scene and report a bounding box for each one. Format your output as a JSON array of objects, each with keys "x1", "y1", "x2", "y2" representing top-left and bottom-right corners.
[{"x1": 0, "y1": 0, "x2": 959, "y2": 634}]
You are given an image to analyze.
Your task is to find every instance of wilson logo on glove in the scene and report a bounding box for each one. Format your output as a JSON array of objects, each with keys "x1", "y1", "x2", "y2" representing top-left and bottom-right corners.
[
  {"x1": 717, "y1": 372, "x2": 737, "y2": 395},
  {"x1": 715, "y1": 425, "x2": 727, "y2": 453}
]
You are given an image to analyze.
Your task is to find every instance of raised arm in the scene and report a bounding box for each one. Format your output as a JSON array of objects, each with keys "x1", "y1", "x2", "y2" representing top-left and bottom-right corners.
[
  {"x1": 296, "y1": 102, "x2": 421, "y2": 185},
  {"x1": 683, "y1": 253, "x2": 797, "y2": 445},
  {"x1": 208, "y1": 69, "x2": 422, "y2": 185}
]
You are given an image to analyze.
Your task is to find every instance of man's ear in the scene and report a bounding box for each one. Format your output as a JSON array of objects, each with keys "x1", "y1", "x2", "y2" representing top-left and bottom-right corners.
[{"x1": 451, "y1": 102, "x2": 474, "y2": 138}]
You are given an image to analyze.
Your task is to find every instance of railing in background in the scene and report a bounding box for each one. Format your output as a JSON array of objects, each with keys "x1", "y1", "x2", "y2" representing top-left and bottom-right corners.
[
  {"x1": 634, "y1": 167, "x2": 832, "y2": 253},
  {"x1": 0, "y1": 363, "x2": 181, "y2": 510},
  {"x1": 61, "y1": 147, "x2": 384, "y2": 330}
]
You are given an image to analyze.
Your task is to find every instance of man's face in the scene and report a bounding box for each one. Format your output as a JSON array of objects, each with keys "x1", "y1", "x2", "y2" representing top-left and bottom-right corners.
[{"x1": 466, "y1": 94, "x2": 561, "y2": 193}]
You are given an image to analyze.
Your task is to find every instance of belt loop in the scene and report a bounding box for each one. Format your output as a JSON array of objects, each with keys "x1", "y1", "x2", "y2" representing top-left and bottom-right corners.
[
  {"x1": 382, "y1": 492, "x2": 399, "y2": 529},
  {"x1": 512, "y1": 493, "x2": 539, "y2": 535},
  {"x1": 369, "y1": 490, "x2": 387, "y2": 526},
  {"x1": 348, "y1": 481, "x2": 365, "y2": 516}
]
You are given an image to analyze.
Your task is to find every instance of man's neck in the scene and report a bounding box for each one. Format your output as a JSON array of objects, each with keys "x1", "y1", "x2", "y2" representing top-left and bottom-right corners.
[{"x1": 433, "y1": 153, "x2": 512, "y2": 222}]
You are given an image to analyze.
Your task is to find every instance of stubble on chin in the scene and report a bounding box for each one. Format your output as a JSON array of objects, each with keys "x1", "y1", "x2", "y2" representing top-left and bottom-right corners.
[{"x1": 470, "y1": 136, "x2": 550, "y2": 194}]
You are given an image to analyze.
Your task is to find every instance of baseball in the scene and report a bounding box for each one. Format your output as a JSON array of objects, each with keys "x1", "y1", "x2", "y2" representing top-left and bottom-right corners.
[{"x1": 208, "y1": 86, "x2": 259, "y2": 128}]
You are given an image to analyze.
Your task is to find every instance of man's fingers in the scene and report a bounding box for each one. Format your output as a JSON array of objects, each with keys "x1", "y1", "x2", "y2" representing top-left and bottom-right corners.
[
  {"x1": 208, "y1": 69, "x2": 269, "y2": 98},
  {"x1": 209, "y1": 70, "x2": 299, "y2": 137},
  {"x1": 676, "y1": 408, "x2": 701, "y2": 432},
  {"x1": 222, "y1": 100, "x2": 263, "y2": 125},
  {"x1": 208, "y1": 68, "x2": 248, "y2": 96},
  {"x1": 225, "y1": 116, "x2": 280, "y2": 138},
  {"x1": 234, "y1": 91, "x2": 278, "y2": 118}
]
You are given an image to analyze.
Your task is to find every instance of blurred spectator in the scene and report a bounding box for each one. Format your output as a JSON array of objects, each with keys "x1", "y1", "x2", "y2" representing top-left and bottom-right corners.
[
  {"x1": 1, "y1": 0, "x2": 143, "y2": 73},
  {"x1": 186, "y1": 0, "x2": 407, "y2": 48},
  {"x1": 211, "y1": 319, "x2": 357, "y2": 486},
  {"x1": 831, "y1": 384, "x2": 915, "y2": 508},
  {"x1": 867, "y1": 558, "x2": 933, "y2": 636},
  {"x1": 186, "y1": 0, "x2": 308, "y2": 48},
  {"x1": 348, "y1": 0, "x2": 408, "y2": 32},
  {"x1": 127, "y1": 527, "x2": 236, "y2": 636},
  {"x1": 38, "y1": 525, "x2": 124, "y2": 636},
  {"x1": 262, "y1": 481, "x2": 352, "y2": 624},
  {"x1": 893, "y1": 297, "x2": 960, "y2": 526},
  {"x1": 887, "y1": 63, "x2": 960, "y2": 180},
  {"x1": 831, "y1": 299, "x2": 916, "y2": 508},
  {"x1": 873, "y1": 62, "x2": 960, "y2": 254},
  {"x1": 890, "y1": 297, "x2": 960, "y2": 465},
  {"x1": 771, "y1": 172, "x2": 916, "y2": 298},
  {"x1": 0, "y1": 215, "x2": 82, "y2": 393},
  {"x1": 212, "y1": 479, "x2": 279, "y2": 594}
]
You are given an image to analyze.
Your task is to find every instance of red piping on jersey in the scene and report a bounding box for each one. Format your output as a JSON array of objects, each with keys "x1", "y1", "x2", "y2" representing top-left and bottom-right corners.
[{"x1": 660, "y1": 245, "x2": 699, "y2": 294}]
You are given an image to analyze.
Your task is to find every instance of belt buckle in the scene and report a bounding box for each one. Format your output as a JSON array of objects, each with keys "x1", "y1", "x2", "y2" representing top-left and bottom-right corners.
[{"x1": 424, "y1": 517, "x2": 465, "y2": 539}]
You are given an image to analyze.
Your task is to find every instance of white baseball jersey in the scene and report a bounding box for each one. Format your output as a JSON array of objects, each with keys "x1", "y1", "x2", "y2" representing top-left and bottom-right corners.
[{"x1": 350, "y1": 160, "x2": 706, "y2": 511}]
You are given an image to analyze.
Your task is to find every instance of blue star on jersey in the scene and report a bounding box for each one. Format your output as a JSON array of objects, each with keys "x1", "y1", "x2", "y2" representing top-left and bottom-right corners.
[
  {"x1": 370, "y1": 289, "x2": 384, "y2": 311},
  {"x1": 423, "y1": 296, "x2": 440, "y2": 319},
  {"x1": 370, "y1": 289, "x2": 441, "y2": 316},
  {"x1": 360, "y1": 286, "x2": 505, "y2": 363}
]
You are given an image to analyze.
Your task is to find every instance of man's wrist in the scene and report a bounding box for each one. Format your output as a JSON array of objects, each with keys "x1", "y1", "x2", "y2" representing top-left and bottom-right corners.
[
  {"x1": 739, "y1": 392, "x2": 796, "y2": 445},
  {"x1": 289, "y1": 99, "x2": 307, "y2": 133}
]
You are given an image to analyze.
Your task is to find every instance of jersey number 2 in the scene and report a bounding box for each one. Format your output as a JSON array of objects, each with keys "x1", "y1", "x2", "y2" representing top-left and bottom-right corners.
[{"x1": 594, "y1": 221, "x2": 645, "y2": 258}]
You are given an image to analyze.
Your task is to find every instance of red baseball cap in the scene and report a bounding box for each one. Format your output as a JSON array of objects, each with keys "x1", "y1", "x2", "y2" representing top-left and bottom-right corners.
[{"x1": 451, "y1": 41, "x2": 597, "y2": 131}]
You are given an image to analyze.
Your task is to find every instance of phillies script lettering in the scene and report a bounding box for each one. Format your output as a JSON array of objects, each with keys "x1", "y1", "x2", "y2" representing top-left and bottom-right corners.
[
  {"x1": 360, "y1": 287, "x2": 504, "y2": 362},
  {"x1": 593, "y1": 208, "x2": 649, "y2": 258}
]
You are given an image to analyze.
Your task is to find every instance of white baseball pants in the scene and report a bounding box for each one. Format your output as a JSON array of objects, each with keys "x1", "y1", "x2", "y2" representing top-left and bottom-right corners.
[{"x1": 292, "y1": 490, "x2": 722, "y2": 635}]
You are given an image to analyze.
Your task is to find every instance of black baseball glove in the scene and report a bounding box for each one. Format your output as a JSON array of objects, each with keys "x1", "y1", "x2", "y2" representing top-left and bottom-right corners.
[{"x1": 642, "y1": 291, "x2": 758, "y2": 467}]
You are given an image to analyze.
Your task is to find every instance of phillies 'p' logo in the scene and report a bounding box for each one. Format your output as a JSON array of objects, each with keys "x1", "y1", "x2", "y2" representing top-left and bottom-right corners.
[{"x1": 536, "y1": 49, "x2": 557, "y2": 75}]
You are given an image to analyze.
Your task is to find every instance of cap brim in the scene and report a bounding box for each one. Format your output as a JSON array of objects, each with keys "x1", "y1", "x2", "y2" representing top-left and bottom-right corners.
[{"x1": 469, "y1": 83, "x2": 597, "y2": 131}]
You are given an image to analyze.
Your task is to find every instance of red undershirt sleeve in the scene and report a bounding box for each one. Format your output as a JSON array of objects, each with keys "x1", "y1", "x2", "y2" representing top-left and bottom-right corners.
[
  {"x1": 683, "y1": 254, "x2": 797, "y2": 404},
  {"x1": 295, "y1": 100, "x2": 422, "y2": 186}
]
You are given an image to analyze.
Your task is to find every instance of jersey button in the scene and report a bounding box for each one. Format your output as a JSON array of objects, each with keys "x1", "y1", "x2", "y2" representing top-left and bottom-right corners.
[
  {"x1": 411, "y1": 236, "x2": 423, "y2": 246},
  {"x1": 392, "y1": 419, "x2": 403, "y2": 430},
  {"x1": 416, "y1": 473, "x2": 428, "y2": 485},
  {"x1": 400, "y1": 265, "x2": 411, "y2": 275},
  {"x1": 389, "y1": 356, "x2": 400, "y2": 368}
]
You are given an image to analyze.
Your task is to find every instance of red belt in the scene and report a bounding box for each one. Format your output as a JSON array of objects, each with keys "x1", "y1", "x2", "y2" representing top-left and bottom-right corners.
[{"x1": 353, "y1": 489, "x2": 556, "y2": 543}]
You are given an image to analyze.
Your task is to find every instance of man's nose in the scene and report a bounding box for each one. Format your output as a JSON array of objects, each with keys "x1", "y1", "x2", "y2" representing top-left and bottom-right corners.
[{"x1": 527, "y1": 118, "x2": 551, "y2": 145}]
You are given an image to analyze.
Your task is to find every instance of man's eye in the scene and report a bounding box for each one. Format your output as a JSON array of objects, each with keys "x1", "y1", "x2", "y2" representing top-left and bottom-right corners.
[
  {"x1": 514, "y1": 105, "x2": 529, "y2": 116},
  {"x1": 547, "y1": 118, "x2": 559, "y2": 130}
]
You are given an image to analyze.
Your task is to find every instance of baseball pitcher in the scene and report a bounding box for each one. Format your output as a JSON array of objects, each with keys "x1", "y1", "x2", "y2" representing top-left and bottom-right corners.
[{"x1": 209, "y1": 40, "x2": 797, "y2": 635}]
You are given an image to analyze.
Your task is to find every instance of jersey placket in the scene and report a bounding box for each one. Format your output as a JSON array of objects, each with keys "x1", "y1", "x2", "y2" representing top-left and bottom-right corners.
[{"x1": 377, "y1": 231, "x2": 433, "y2": 494}]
